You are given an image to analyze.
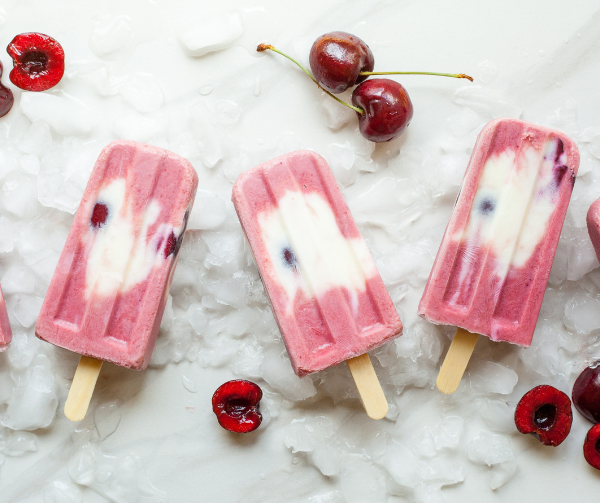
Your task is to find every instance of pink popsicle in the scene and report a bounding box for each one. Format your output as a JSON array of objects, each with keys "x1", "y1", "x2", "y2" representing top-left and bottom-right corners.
[
  {"x1": 419, "y1": 118, "x2": 579, "y2": 347},
  {"x1": 36, "y1": 141, "x2": 198, "y2": 370},
  {"x1": 587, "y1": 198, "x2": 600, "y2": 262},
  {"x1": 232, "y1": 150, "x2": 402, "y2": 377},
  {"x1": 0, "y1": 287, "x2": 12, "y2": 351}
]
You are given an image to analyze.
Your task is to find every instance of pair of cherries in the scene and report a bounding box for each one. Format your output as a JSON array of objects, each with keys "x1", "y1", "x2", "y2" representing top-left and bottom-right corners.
[{"x1": 259, "y1": 32, "x2": 472, "y2": 142}]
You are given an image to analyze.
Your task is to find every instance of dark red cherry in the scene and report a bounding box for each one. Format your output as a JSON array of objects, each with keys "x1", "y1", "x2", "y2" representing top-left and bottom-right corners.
[
  {"x1": 7, "y1": 33, "x2": 65, "y2": 92},
  {"x1": 212, "y1": 380, "x2": 263, "y2": 433},
  {"x1": 0, "y1": 62, "x2": 14, "y2": 118},
  {"x1": 351, "y1": 78, "x2": 413, "y2": 142},
  {"x1": 572, "y1": 363, "x2": 600, "y2": 424},
  {"x1": 309, "y1": 31, "x2": 374, "y2": 94}
]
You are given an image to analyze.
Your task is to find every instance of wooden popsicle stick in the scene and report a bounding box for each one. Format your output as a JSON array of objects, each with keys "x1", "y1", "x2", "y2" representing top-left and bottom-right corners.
[
  {"x1": 64, "y1": 356, "x2": 103, "y2": 422},
  {"x1": 436, "y1": 327, "x2": 479, "y2": 394},
  {"x1": 346, "y1": 353, "x2": 388, "y2": 420}
]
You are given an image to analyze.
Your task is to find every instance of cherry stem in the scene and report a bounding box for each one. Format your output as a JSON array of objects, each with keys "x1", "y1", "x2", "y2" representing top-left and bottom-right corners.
[
  {"x1": 257, "y1": 43, "x2": 365, "y2": 115},
  {"x1": 359, "y1": 71, "x2": 473, "y2": 82}
]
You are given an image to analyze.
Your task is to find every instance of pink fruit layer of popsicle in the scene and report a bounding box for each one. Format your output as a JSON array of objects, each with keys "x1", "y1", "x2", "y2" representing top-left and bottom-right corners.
[
  {"x1": 586, "y1": 198, "x2": 600, "y2": 263},
  {"x1": 232, "y1": 150, "x2": 403, "y2": 376},
  {"x1": 0, "y1": 286, "x2": 12, "y2": 351},
  {"x1": 35, "y1": 141, "x2": 198, "y2": 370},
  {"x1": 419, "y1": 118, "x2": 579, "y2": 347}
]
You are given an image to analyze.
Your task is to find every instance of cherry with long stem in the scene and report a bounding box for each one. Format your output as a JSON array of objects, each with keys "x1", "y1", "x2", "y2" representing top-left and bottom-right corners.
[{"x1": 257, "y1": 43, "x2": 365, "y2": 114}]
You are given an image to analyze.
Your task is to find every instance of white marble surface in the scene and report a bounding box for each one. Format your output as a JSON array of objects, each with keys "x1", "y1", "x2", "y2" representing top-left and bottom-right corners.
[{"x1": 1, "y1": 0, "x2": 600, "y2": 502}]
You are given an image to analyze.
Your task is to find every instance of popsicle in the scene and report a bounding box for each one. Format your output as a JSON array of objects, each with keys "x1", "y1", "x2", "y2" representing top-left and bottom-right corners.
[
  {"x1": 419, "y1": 118, "x2": 579, "y2": 393},
  {"x1": 36, "y1": 140, "x2": 198, "y2": 419},
  {"x1": 586, "y1": 198, "x2": 600, "y2": 262},
  {"x1": 0, "y1": 287, "x2": 12, "y2": 351},
  {"x1": 232, "y1": 150, "x2": 403, "y2": 419}
]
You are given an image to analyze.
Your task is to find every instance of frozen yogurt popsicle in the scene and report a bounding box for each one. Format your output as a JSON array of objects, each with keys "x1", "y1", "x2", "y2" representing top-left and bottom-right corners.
[
  {"x1": 419, "y1": 118, "x2": 579, "y2": 393},
  {"x1": 232, "y1": 150, "x2": 402, "y2": 418},
  {"x1": 586, "y1": 198, "x2": 600, "y2": 262},
  {"x1": 36, "y1": 141, "x2": 198, "y2": 418},
  {"x1": 0, "y1": 287, "x2": 12, "y2": 351}
]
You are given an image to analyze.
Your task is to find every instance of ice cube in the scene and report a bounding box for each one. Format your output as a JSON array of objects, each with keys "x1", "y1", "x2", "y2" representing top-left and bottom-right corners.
[
  {"x1": 2, "y1": 171, "x2": 39, "y2": 219},
  {"x1": 489, "y1": 460, "x2": 518, "y2": 490},
  {"x1": 321, "y1": 97, "x2": 355, "y2": 131},
  {"x1": 0, "y1": 216, "x2": 14, "y2": 253},
  {"x1": 479, "y1": 398, "x2": 515, "y2": 433},
  {"x1": 2, "y1": 265, "x2": 36, "y2": 294},
  {"x1": 9, "y1": 293, "x2": 45, "y2": 328},
  {"x1": 259, "y1": 347, "x2": 317, "y2": 401},
  {"x1": 0, "y1": 429, "x2": 37, "y2": 456},
  {"x1": 18, "y1": 120, "x2": 52, "y2": 156},
  {"x1": 89, "y1": 15, "x2": 133, "y2": 58},
  {"x1": 43, "y1": 479, "x2": 83, "y2": 503},
  {"x1": 20, "y1": 93, "x2": 97, "y2": 136},
  {"x1": 2, "y1": 354, "x2": 58, "y2": 430},
  {"x1": 327, "y1": 142, "x2": 357, "y2": 187},
  {"x1": 178, "y1": 11, "x2": 243, "y2": 57},
  {"x1": 120, "y1": 74, "x2": 164, "y2": 113},
  {"x1": 468, "y1": 361, "x2": 518, "y2": 395},
  {"x1": 467, "y1": 432, "x2": 514, "y2": 466},
  {"x1": 68, "y1": 443, "x2": 165, "y2": 502},
  {"x1": 564, "y1": 293, "x2": 600, "y2": 334},
  {"x1": 18, "y1": 154, "x2": 40, "y2": 175},
  {"x1": 6, "y1": 330, "x2": 39, "y2": 370},
  {"x1": 94, "y1": 402, "x2": 121, "y2": 441},
  {"x1": 188, "y1": 190, "x2": 227, "y2": 230},
  {"x1": 435, "y1": 416, "x2": 464, "y2": 450}
]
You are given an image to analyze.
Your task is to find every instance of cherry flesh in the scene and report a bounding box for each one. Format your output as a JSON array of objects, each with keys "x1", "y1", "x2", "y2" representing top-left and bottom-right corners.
[
  {"x1": 309, "y1": 31, "x2": 374, "y2": 94},
  {"x1": 352, "y1": 78, "x2": 414, "y2": 142},
  {"x1": 514, "y1": 385, "x2": 573, "y2": 446},
  {"x1": 572, "y1": 363, "x2": 600, "y2": 424},
  {"x1": 584, "y1": 423, "x2": 600, "y2": 470},
  {"x1": 7, "y1": 33, "x2": 65, "y2": 92},
  {"x1": 212, "y1": 380, "x2": 263, "y2": 433}
]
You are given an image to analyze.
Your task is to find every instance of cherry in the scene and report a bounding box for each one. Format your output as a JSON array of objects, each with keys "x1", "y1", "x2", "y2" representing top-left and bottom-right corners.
[
  {"x1": 351, "y1": 78, "x2": 413, "y2": 142},
  {"x1": 0, "y1": 62, "x2": 14, "y2": 118},
  {"x1": 583, "y1": 423, "x2": 600, "y2": 470},
  {"x1": 572, "y1": 363, "x2": 600, "y2": 424},
  {"x1": 7, "y1": 33, "x2": 65, "y2": 92},
  {"x1": 257, "y1": 39, "x2": 471, "y2": 144},
  {"x1": 309, "y1": 32, "x2": 374, "y2": 94},
  {"x1": 212, "y1": 380, "x2": 263, "y2": 433},
  {"x1": 514, "y1": 385, "x2": 573, "y2": 446},
  {"x1": 90, "y1": 203, "x2": 109, "y2": 228}
]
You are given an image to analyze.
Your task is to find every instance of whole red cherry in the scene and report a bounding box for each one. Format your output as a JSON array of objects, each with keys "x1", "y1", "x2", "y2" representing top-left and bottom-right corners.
[
  {"x1": 309, "y1": 31, "x2": 374, "y2": 94},
  {"x1": 351, "y1": 78, "x2": 413, "y2": 142},
  {"x1": 572, "y1": 363, "x2": 600, "y2": 424}
]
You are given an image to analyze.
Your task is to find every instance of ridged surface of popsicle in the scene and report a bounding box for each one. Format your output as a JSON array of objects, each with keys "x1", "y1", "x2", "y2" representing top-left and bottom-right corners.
[
  {"x1": 419, "y1": 118, "x2": 580, "y2": 347},
  {"x1": 232, "y1": 150, "x2": 402, "y2": 376}
]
